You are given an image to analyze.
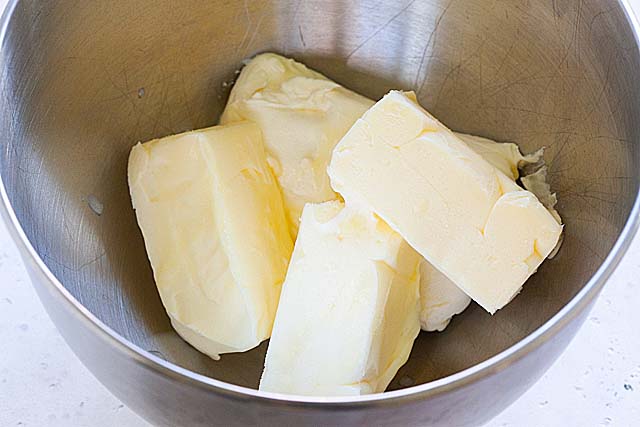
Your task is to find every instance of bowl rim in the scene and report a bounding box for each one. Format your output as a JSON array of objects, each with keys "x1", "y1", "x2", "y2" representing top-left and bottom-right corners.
[{"x1": 0, "y1": 0, "x2": 639, "y2": 406}]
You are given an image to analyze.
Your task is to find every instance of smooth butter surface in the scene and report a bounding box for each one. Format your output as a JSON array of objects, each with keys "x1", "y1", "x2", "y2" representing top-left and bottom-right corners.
[
  {"x1": 220, "y1": 53, "x2": 374, "y2": 237},
  {"x1": 221, "y1": 54, "x2": 561, "y2": 329},
  {"x1": 421, "y1": 133, "x2": 562, "y2": 330},
  {"x1": 419, "y1": 260, "x2": 471, "y2": 332},
  {"x1": 260, "y1": 201, "x2": 420, "y2": 396},
  {"x1": 128, "y1": 122, "x2": 292, "y2": 359},
  {"x1": 420, "y1": 133, "x2": 531, "y2": 331},
  {"x1": 328, "y1": 91, "x2": 563, "y2": 314},
  {"x1": 459, "y1": 133, "x2": 535, "y2": 180}
]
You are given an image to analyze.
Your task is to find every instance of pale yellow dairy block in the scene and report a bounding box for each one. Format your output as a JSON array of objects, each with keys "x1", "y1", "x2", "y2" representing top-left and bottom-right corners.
[
  {"x1": 128, "y1": 122, "x2": 293, "y2": 359},
  {"x1": 260, "y1": 201, "x2": 420, "y2": 396},
  {"x1": 419, "y1": 133, "x2": 561, "y2": 330},
  {"x1": 328, "y1": 91, "x2": 563, "y2": 314},
  {"x1": 419, "y1": 261, "x2": 471, "y2": 332},
  {"x1": 220, "y1": 53, "x2": 375, "y2": 236},
  {"x1": 220, "y1": 54, "x2": 561, "y2": 327}
]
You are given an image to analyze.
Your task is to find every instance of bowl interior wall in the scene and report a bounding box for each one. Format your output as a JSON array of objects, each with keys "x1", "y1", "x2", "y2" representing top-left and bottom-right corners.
[{"x1": 0, "y1": 0, "x2": 638, "y2": 389}]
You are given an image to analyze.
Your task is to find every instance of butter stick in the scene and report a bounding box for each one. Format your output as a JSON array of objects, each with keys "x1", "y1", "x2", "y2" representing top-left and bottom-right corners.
[
  {"x1": 328, "y1": 91, "x2": 563, "y2": 314},
  {"x1": 260, "y1": 201, "x2": 420, "y2": 396},
  {"x1": 128, "y1": 122, "x2": 293, "y2": 359},
  {"x1": 221, "y1": 53, "x2": 374, "y2": 237}
]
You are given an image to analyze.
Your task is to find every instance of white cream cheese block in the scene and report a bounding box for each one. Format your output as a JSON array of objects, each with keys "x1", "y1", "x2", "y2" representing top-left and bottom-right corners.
[
  {"x1": 259, "y1": 201, "x2": 420, "y2": 396},
  {"x1": 128, "y1": 121, "x2": 293, "y2": 359},
  {"x1": 328, "y1": 91, "x2": 563, "y2": 314}
]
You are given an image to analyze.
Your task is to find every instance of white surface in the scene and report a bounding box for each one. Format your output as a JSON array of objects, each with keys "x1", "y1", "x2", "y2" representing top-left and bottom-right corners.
[{"x1": 1, "y1": 4, "x2": 640, "y2": 427}]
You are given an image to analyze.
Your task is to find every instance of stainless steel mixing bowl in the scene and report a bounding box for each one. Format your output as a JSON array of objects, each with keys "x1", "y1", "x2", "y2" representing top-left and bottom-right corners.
[{"x1": 0, "y1": 0, "x2": 639, "y2": 425}]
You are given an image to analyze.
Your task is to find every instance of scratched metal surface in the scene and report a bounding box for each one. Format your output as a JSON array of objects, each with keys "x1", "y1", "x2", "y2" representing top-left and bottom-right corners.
[{"x1": 0, "y1": 0, "x2": 638, "y2": 394}]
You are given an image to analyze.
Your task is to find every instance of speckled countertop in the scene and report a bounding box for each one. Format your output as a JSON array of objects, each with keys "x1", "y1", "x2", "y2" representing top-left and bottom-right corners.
[{"x1": 1, "y1": 3, "x2": 640, "y2": 427}]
